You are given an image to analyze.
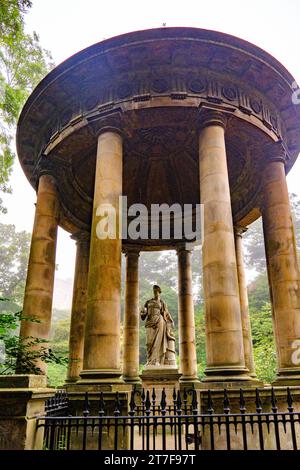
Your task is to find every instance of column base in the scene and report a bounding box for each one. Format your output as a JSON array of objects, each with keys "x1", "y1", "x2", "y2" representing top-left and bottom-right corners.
[
  {"x1": 272, "y1": 368, "x2": 300, "y2": 386},
  {"x1": 78, "y1": 368, "x2": 123, "y2": 385},
  {"x1": 123, "y1": 376, "x2": 141, "y2": 384},
  {"x1": 203, "y1": 365, "x2": 253, "y2": 384},
  {"x1": 179, "y1": 375, "x2": 201, "y2": 387}
]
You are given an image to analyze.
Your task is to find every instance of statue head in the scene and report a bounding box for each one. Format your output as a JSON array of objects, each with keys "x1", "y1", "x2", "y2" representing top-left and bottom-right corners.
[{"x1": 153, "y1": 284, "x2": 161, "y2": 297}]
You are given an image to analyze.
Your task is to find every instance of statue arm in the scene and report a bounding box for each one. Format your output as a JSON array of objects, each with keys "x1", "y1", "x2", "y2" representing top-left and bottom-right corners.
[{"x1": 140, "y1": 301, "x2": 148, "y2": 321}]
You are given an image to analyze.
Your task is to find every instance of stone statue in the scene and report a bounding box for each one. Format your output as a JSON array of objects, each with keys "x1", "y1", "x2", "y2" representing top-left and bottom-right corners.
[{"x1": 141, "y1": 285, "x2": 176, "y2": 366}]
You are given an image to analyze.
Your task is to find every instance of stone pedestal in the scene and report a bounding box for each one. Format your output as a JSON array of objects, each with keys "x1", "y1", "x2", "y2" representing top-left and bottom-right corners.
[
  {"x1": 140, "y1": 366, "x2": 181, "y2": 401},
  {"x1": 0, "y1": 375, "x2": 54, "y2": 450},
  {"x1": 65, "y1": 383, "x2": 132, "y2": 450}
]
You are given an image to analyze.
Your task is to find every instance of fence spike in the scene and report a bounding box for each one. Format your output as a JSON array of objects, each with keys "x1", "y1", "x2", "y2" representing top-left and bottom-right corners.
[
  {"x1": 191, "y1": 389, "x2": 198, "y2": 412},
  {"x1": 176, "y1": 390, "x2": 182, "y2": 413},
  {"x1": 223, "y1": 389, "x2": 230, "y2": 413},
  {"x1": 99, "y1": 392, "x2": 105, "y2": 416},
  {"x1": 239, "y1": 388, "x2": 246, "y2": 413},
  {"x1": 287, "y1": 387, "x2": 294, "y2": 411},
  {"x1": 129, "y1": 390, "x2": 136, "y2": 414},
  {"x1": 114, "y1": 391, "x2": 120, "y2": 415},
  {"x1": 207, "y1": 389, "x2": 214, "y2": 414},
  {"x1": 172, "y1": 387, "x2": 177, "y2": 402},
  {"x1": 160, "y1": 388, "x2": 167, "y2": 411},
  {"x1": 183, "y1": 388, "x2": 188, "y2": 402},
  {"x1": 271, "y1": 387, "x2": 278, "y2": 412},
  {"x1": 83, "y1": 391, "x2": 90, "y2": 417},
  {"x1": 255, "y1": 388, "x2": 262, "y2": 413},
  {"x1": 152, "y1": 387, "x2": 156, "y2": 403},
  {"x1": 141, "y1": 388, "x2": 145, "y2": 403},
  {"x1": 145, "y1": 390, "x2": 151, "y2": 412}
]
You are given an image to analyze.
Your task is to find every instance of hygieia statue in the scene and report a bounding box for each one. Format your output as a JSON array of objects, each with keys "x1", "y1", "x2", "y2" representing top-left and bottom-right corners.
[{"x1": 141, "y1": 285, "x2": 176, "y2": 367}]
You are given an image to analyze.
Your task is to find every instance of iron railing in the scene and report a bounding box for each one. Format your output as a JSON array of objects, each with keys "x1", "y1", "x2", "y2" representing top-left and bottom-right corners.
[
  {"x1": 37, "y1": 387, "x2": 300, "y2": 451},
  {"x1": 44, "y1": 389, "x2": 69, "y2": 416}
]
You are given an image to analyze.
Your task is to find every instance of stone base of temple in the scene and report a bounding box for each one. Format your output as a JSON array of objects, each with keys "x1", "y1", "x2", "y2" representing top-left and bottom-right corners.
[
  {"x1": 140, "y1": 365, "x2": 181, "y2": 401},
  {"x1": 198, "y1": 386, "x2": 300, "y2": 450},
  {"x1": 77, "y1": 368, "x2": 124, "y2": 386},
  {"x1": 200, "y1": 378, "x2": 264, "y2": 389},
  {"x1": 64, "y1": 384, "x2": 133, "y2": 450},
  {"x1": 272, "y1": 369, "x2": 300, "y2": 386},
  {"x1": 0, "y1": 374, "x2": 54, "y2": 450}
]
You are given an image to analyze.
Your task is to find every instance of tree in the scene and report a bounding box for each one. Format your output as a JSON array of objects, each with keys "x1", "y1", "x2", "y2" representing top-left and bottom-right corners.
[
  {"x1": 0, "y1": 0, "x2": 54, "y2": 213},
  {"x1": 0, "y1": 299, "x2": 67, "y2": 376},
  {"x1": 0, "y1": 223, "x2": 30, "y2": 305}
]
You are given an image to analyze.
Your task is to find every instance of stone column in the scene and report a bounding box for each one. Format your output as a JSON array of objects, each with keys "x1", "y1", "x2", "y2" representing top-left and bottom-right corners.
[
  {"x1": 262, "y1": 143, "x2": 300, "y2": 385},
  {"x1": 19, "y1": 174, "x2": 59, "y2": 374},
  {"x1": 177, "y1": 246, "x2": 199, "y2": 383},
  {"x1": 123, "y1": 248, "x2": 140, "y2": 383},
  {"x1": 80, "y1": 128, "x2": 123, "y2": 383},
  {"x1": 199, "y1": 111, "x2": 250, "y2": 382},
  {"x1": 234, "y1": 226, "x2": 256, "y2": 378},
  {"x1": 66, "y1": 232, "x2": 90, "y2": 383}
]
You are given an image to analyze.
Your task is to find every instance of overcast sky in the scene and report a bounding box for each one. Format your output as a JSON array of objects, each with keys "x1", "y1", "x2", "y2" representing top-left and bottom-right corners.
[{"x1": 1, "y1": 0, "x2": 299, "y2": 306}]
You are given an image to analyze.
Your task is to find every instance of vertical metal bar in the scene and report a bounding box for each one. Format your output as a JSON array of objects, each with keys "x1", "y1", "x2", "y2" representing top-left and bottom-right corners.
[
  {"x1": 161, "y1": 388, "x2": 167, "y2": 451},
  {"x1": 287, "y1": 388, "x2": 297, "y2": 450},
  {"x1": 145, "y1": 390, "x2": 151, "y2": 450},
  {"x1": 114, "y1": 392, "x2": 120, "y2": 451},
  {"x1": 207, "y1": 390, "x2": 215, "y2": 451},
  {"x1": 191, "y1": 389, "x2": 199, "y2": 451},
  {"x1": 271, "y1": 388, "x2": 281, "y2": 450},
  {"x1": 239, "y1": 389, "x2": 248, "y2": 451},
  {"x1": 129, "y1": 390, "x2": 136, "y2": 451},
  {"x1": 255, "y1": 388, "x2": 264, "y2": 450},
  {"x1": 223, "y1": 389, "x2": 231, "y2": 451}
]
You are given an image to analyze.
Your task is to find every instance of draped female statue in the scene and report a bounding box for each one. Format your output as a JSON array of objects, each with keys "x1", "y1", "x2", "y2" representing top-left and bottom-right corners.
[{"x1": 141, "y1": 285, "x2": 176, "y2": 366}]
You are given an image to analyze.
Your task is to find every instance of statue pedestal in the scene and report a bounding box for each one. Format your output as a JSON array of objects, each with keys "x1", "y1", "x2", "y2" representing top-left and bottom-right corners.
[{"x1": 140, "y1": 365, "x2": 181, "y2": 401}]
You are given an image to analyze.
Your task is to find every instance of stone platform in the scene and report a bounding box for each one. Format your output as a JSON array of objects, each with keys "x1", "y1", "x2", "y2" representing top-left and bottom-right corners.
[{"x1": 140, "y1": 365, "x2": 181, "y2": 401}]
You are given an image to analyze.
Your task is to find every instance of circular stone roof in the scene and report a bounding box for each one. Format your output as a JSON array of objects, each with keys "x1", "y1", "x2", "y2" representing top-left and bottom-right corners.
[{"x1": 16, "y1": 27, "x2": 300, "y2": 241}]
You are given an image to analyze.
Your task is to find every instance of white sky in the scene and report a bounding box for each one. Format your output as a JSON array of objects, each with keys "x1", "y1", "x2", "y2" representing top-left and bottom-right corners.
[{"x1": 1, "y1": 0, "x2": 300, "y2": 306}]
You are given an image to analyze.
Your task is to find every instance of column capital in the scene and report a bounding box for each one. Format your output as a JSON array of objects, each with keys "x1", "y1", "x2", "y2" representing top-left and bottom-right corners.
[
  {"x1": 234, "y1": 225, "x2": 248, "y2": 238},
  {"x1": 263, "y1": 140, "x2": 289, "y2": 166},
  {"x1": 71, "y1": 231, "x2": 90, "y2": 245},
  {"x1": 123, "y1": 245, "x2": 140, "y2": 257},
  {"x1": 199, "y1": 109, "x2": 228, "y2": 130},
  {"x1": 96, "y1": 126, "x2": 125, "y2": 139},
  {"x1": 176, "y1": 244, "x2": 193, "y2": 255},
  {"x1": 32, "y1": 155, "x2": 60, "y2": 187}
]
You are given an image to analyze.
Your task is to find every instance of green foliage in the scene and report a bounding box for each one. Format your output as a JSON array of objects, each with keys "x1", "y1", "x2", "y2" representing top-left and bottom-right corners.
[
  {"x1": 0, "y1": 0, "x2": 54, "y2": 213},
  {"x1": 47, "y1": 362, "x2": 68, "y2": 388},
  {"x1": 0, "y1": 223, "x2": 30, "y2": 303},
  {"x1": 250, "y1": 302, "x2": 277, "y2": 383},
  {"x1": 0, "y1": 298, "x2": 67, "y2": 375}
]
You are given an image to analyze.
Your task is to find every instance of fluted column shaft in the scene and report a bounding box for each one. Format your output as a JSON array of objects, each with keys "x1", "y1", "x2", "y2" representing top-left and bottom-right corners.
[
  {"x1": 262, "y1": 152, "x2": 300, "y2": 384},
  {"x1": 66, "y1": 233, "x2": 90, "y2": 382},
  {"x1": 199, "y1": 111, "x2": 249, "y2": 381},
  {"x1": 123, "y1": 249, "x2": 140, "y2": 383},
  {"x1": 19, "y1": 174, "x2": 59, "y2": 374},
  {"x1": 177, "y1": 247, "x2": 198, "y2": 382},
  {"x1": 81, "y1": 129, "x2": 123, "y2": 382},
  {"x1": 234, "y1": 227, "x2": 256, "y2": 378}
]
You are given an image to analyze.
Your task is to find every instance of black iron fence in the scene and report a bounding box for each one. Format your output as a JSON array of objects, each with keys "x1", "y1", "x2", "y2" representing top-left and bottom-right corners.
[{"x1": 37, "y1": 387, "x2": 300, "y2": 451}]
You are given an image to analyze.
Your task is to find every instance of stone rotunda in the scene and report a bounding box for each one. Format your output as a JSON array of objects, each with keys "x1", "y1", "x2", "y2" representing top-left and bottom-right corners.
[{"x1": 16, "y1": 27, "x2": 300, "y2": 394}]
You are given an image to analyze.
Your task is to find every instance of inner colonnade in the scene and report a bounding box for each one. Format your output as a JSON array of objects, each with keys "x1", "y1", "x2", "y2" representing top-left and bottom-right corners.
[{"x1": 19, "y1": 110, "x2": 300, "y2": 387}]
